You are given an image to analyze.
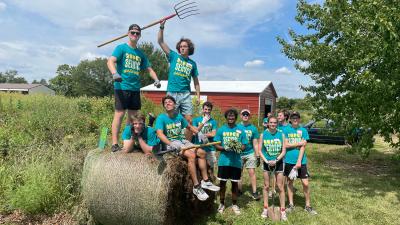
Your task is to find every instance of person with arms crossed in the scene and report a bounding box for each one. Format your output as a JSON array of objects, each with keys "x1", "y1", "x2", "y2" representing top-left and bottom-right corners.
[
  {"x1": 107, "y1": 24, "x2": 161, "y2": 152},
  {"x1": 155, "y1": 95, "x2": 219, "y2": 201}
]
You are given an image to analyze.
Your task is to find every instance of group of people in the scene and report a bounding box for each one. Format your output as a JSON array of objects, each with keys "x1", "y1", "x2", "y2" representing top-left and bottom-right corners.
[{"x1": 106, "y1": 22, "x2": 317, "y2": 221}]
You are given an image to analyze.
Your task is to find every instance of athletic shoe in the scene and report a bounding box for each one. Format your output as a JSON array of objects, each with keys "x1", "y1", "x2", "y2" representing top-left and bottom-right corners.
[
  {"x1": 232, "y1": 205, "x2": 241, "y2": 215},
  {"x1": 193, "y1": 186, "x2": 209, "y2": 201},
  {"x1": 111, "y1": 144, "x2": 121, "y2": 152},
  {"x1": 217, "y1": 204, "x2": 225, "y2": 214},
  {"x1": 286, "y1": 204, "x2": 295, "y2": 213},
  {"x1": 148, "y1": 113, "x2": 156, "y2": 127},
  {"x1": 304, "y1": 206, "x2": 318, "y2": 215},
  {"x1": 201, "y1": 180, "x2": 220, "y2": 191},
  {"x1": 281, "y1": 211, "x2": 288, "y2": 221},
  {"x1": 251, "y1": 191, "x2": 261, "y2": 200},
  {"x1": 261, "y1": 208, "x2": 268, "y2": 218}
]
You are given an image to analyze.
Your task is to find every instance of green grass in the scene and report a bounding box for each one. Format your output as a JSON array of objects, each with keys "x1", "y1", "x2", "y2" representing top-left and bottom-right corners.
[
  {"x1": 1, "y1": 93, "x2": 399, "y2": 225},
  {"x1": 199, "y1": 137, "x2": 400, "y2": 225}
]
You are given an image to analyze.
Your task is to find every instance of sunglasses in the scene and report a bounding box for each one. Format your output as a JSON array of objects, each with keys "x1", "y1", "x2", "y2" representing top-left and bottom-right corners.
[
  {"x1": 130, "y1": 31, "x2": 141, "y2": 36},
  {"x1": 242, "y1": 113, "x2": 250, "y2": 117}
]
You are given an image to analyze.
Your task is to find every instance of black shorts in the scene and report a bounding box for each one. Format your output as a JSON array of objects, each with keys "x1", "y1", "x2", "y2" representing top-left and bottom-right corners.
[
  {"x1": 114, "y1": 90, "x2": 141, "y2": 110},
  {"x1": 217, "y1": 166, "x2": 242, "y2": 182},
  {"x1": 284, "y1": 163, "x2": 310, "y2": 179},
  {"x1": 263, "y1": 159, "x2": 284, "y2": 173}
]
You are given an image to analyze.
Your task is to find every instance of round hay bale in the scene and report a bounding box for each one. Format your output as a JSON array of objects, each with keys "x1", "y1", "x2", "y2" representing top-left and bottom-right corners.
[{"x1": 82, "y1": 149, "x2": 215, "y2": 225}]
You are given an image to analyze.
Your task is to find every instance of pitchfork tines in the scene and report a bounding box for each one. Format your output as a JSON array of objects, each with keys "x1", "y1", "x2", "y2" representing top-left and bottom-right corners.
[{"x1": 174, "y1": 0, "x2": 200, "y2": 19}]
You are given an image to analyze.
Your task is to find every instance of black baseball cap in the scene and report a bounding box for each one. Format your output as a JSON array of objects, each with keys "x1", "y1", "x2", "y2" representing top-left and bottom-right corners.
[
  {"x1": 128, "y1": 24, "x2": 141, "y2": 32},
  {"x1": 290, "y1": 111, "x2": 300, "y2": 119}
]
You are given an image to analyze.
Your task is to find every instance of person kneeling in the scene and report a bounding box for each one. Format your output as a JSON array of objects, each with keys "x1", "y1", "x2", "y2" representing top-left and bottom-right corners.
[
  {"x1": 122, "y1": 112, "x2": 160, "y2": 156},
  {"x1": 155, "y1": 95, "x2": 220, "y2": 201}
]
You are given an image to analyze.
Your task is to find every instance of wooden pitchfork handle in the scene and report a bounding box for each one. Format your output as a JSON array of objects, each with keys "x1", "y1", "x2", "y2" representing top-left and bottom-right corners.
[
  {"x1": 180, "y1": 141, "x2": 221, "y2": 152},
  {"x1": 97, "y1": 13, "x2": 177, "y2": 48}
]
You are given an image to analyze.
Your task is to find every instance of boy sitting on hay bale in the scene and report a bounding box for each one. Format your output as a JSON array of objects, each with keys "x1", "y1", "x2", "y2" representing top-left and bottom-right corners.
[
  {"x1": 121, "y1": 112, "x2": 160, "y2": 156},
  {"x1": 155, "y1": 95, "x2": 220, "y2": 201},
  {"x1": 214, "y1": 108, "x2": 248, "y2": 215}
]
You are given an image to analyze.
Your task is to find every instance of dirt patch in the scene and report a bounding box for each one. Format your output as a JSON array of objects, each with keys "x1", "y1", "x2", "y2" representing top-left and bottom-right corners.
[{"x1": 0, "y1": 211, "x2": 75, "y2": 225}]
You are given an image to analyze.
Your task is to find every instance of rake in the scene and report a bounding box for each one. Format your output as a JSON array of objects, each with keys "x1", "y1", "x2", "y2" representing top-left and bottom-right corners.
[{"x1": 97, "y1": 0, "x2": 199, "y2": 48}]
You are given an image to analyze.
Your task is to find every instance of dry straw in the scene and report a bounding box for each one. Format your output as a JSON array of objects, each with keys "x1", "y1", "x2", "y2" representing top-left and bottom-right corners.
[{"x1": 82, "y1": 149, "x2": 214, "y2": 225}]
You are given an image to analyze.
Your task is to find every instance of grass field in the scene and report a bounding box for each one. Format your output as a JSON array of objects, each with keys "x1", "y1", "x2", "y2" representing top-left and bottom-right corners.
[
  {"x1": 1, "y1": 93, "x2": 399, "y2": 225},
  {"x1": 199, "y1": 137, "x2": 400, "y2": 225}
]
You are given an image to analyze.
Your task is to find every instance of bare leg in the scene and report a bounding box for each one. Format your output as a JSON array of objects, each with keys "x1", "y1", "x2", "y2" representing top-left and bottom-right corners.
[
  {"x1": 301, "y1": 178, "x2": 311, "y2": 207},
  {"x1": 263, "y1": 171, "x2": 270, "y2": 208},
  {"x1": 112, "y1": 110, "x2": 125, "y2": 145},
  {"x1": 183, "y1": 149, "x2": 199, "y2": 186},
  {"x1": 196, "y1": 149, "x2": 209, "y2": 181},
  {"x1": 248, "y1": 168, "x2": 257, "y2": 193},
  {"x1": 276, "y1": 173, "x2": 285, "y2": 209}
]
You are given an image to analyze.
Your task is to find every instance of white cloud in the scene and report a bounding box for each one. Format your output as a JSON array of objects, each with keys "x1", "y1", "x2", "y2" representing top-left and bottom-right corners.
[
  {"x1": 80, "y1": 52, "x2": 108, "y2": 61},
  {"x1": 298, "y1": 61, "x2": 310, "y2": 69},
  {"x1": 76, "y1": 15, "x2": 120, "y2": 30},
  {"x1": 275, "y1": 66, "x2": 292, "y2": 74},
  {"x1": 244, "y1": 59, "x2": 265, "y2": 68},
  {"x1": 0, "y1": 2, "x2": 6, "y2": 12}
]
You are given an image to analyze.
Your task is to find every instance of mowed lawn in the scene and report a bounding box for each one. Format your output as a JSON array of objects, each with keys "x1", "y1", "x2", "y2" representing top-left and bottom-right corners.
[{"x1": 199, "y1": 137, "x2": 400, "y2": 225}]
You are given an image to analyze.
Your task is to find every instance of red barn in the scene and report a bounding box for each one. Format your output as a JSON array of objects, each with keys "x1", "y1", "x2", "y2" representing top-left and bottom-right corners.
[{"x1": 141, "y1": 80, "x2": 277, "y2": 123}]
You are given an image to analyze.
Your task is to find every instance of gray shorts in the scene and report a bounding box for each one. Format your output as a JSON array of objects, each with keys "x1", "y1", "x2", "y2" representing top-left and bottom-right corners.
[
  {"x1": 167, "y1": 91, "x2": 193, "y2": 115},
  {"x1": 241, "y1": 153, "x2": 257, "y2": 169}
]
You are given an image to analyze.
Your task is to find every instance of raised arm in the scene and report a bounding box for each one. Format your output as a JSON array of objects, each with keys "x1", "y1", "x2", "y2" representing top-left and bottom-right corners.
[{"x1": 158, "y1": 20, "x2": 170, "y2": 56}]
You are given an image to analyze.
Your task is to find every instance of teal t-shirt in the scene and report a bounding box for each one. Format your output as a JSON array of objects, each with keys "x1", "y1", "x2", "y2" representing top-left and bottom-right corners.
[
  {"x1": 284, "y1": 125, "x2": 309, "y2": 165},
  {"x1": 166, "y1": 50, "x2": 199, "y2": 92},
  {"x1": 238, "y1": 123, "x2": 259, "y2": 156},
  {"x1": 278, "y1": 123, "x2": 290, "y2": 133},
  {"x1": 112, "y1": 43, "x2": 150, "y2": 91},
  {"x1": 214, "y1": 124, "x2": 249, "y2": 168},
  {"x1": 261, "y1": 130, "x2": 284, "y2": 161},
  {"x1": 155, "y1": 113, "x2": 188, "y2": 141},
  {"x1": 121, "y1": 125, "x2": 160, "y2": 148},
  {"x1": 192, "y1": 116, "x2": 217, "y2": 152}
]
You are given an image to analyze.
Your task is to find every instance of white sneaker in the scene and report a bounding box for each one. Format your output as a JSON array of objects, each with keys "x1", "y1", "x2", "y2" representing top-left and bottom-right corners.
[
  {"x1": 201, "y1": 180, "x2": 220, "y2": 191},
  {"x1": 232, "y1": 205, "x2": 241, "y2": 215},
  {"x1": 193, "y1": 186, "x2": 209, "y2": 201},
  {"x1": 261, "y1": 208, "x2": 268, "y2": 218},
  {"x1": 217, "y1": 204, "x2": 225, "y2": 214},
  {"x1": 281, "y1": 211, "x2": 288, "y2": 221}
]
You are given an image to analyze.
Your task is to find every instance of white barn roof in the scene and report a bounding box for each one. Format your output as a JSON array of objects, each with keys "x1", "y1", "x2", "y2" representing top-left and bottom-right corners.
[{"x1": 141, "y1": 80, "x2": 273, "y2": 94}]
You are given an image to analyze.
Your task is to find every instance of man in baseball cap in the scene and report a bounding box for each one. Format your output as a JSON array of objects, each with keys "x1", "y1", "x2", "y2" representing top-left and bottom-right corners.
[{"x1": 107, "y1": 23, "x2": 161, "y2": 152}]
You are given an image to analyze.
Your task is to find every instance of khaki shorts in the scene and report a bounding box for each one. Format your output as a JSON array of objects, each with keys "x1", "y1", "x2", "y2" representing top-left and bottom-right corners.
[{"x1": 241, "y1": 153, "x2": 257, "y2": 169}]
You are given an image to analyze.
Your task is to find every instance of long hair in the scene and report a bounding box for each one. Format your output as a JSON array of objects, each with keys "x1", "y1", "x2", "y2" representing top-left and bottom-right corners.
[{"x1": 176, "y1": 38, "x2": 195, "y2": 55}]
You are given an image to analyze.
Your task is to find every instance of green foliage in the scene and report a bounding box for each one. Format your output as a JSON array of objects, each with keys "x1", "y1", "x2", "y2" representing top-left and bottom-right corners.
[
  {"x1": 278, "y1": 0, "x2": 400, "y2": 155},
  {"x1": 0, "y1": 70, "x2": 27, "y2": 83},
  {"x1": 139, "y1": 42, "x2": 169, "y2": 86}
]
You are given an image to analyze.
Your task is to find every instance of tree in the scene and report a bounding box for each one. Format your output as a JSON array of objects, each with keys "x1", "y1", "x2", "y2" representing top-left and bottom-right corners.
[
  {"x1": 49, "y1": 64, "x2": 74, "y2": 96},
  {"x1": 32, "y1": 79, "x2": 48, "y2": 86},
  {"x1": 278, "y1": 0, "x2": 400, "y2": 155},
  {"x1": 0, "y1": 70, "x2": 27, "y2": 83},
  {"x1": 138, "y1": 42, "x2": 169, "y2": 86}
]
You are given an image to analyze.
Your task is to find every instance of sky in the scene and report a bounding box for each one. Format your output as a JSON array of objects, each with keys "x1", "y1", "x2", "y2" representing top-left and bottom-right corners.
[{"x1": 0, "y1": 0, "x2": 320, "y2": 98}]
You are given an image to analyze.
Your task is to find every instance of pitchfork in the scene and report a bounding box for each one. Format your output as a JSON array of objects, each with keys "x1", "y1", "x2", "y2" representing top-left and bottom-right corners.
[{"x1": 97, "y1": 0, "x2": 199, "y2": 48}]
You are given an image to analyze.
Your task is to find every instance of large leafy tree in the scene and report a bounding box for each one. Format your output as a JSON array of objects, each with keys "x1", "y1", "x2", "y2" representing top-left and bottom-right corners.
[
  {"x1": 278, "y1": 0, "x2": 400, "y2": 155},
  {"x1": 0, "y1": 70, "x2": 27, "y2": 83}
]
